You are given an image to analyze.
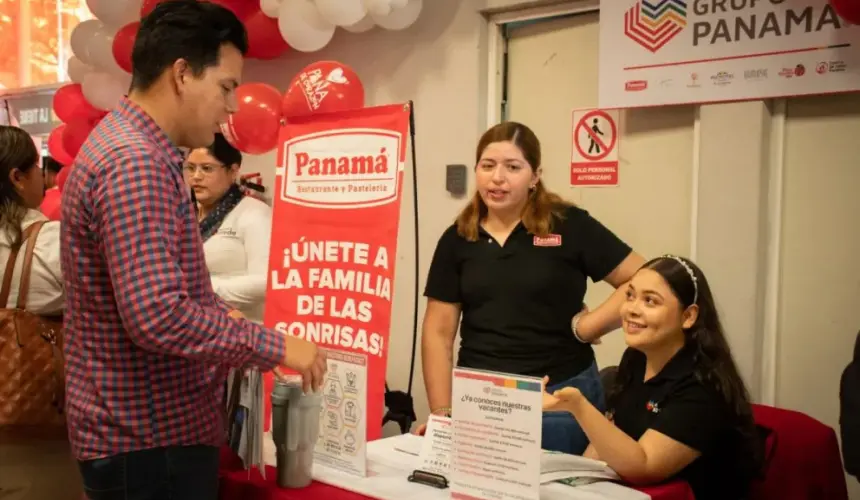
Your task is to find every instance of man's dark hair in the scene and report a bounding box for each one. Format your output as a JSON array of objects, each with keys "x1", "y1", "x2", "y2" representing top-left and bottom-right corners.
[
  {"x1": 206, "y1": 133, "x2": 242, "y2": 167},
  {"x1": 42, "y1": 156, "x2": 63, "y2": 174},
  {"x1": 131, "y1": 0, "x2": 248, "y2": 92}
]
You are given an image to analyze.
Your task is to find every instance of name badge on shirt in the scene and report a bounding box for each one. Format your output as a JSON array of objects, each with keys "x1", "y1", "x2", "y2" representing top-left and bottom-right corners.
[{"x1": 533, "y1": 234, "x2": 562, "y2": 247}]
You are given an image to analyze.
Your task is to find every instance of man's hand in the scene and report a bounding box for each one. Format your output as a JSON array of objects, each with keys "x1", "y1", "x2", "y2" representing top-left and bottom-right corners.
[
  {"x1": 282, "y1": 335, "x2": 327, "y2": 393},
  {"x1": 228, "y1": 310, "x2": 245, "y2": 320}
]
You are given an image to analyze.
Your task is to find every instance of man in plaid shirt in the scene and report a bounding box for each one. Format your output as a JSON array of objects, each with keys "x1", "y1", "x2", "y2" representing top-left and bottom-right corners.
[{"x1": 59, "y1": 3, "x2": 326, "y2": 499}]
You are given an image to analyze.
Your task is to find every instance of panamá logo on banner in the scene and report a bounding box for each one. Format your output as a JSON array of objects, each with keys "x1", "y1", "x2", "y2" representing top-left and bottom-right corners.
[
  {"x1": 265, "y1": 104, "x2": 410, "y2": 442},
  {"x1": 600, "y1": 0, "x2": 859, "y2": 108},
  {"x1": 624, "y1": 0, "x2": 688, "y2": 53},
  {"x1": 281, "y1": 129, "x2": 401, "y2": 209}
]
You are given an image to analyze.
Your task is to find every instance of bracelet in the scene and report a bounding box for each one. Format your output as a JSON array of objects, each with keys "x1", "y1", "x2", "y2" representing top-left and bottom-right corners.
[
  {"x1": 431, "y1": 407, "x2": 452, "y2": 417},
  {"x1": 572, "y1": 314, "x2": 588, "y2": 344}
]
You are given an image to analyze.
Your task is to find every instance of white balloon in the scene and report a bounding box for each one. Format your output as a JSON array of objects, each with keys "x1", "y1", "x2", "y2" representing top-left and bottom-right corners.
[
  {"x1": 390, "y1": 0, "x2": 408, "y2": 7},
  {"x1": 315, "y1": 0, "x2": 366, "y2": 27},
  {"x1": 81, "y1": 72, "x2": 127, "y2": 111},
  {"x1": 260, "y1": 0, "x2": 282, "y2": 18},
  {"x1": 114, "y1": 71, "x2": 133, "y2": 92},
  {"x1": 343, "y1": 14, "x2": 375, "y2": 34},
  {"x1": 371, "y1": 0, "x2": 422, "y2": 30},
  {"x1": 86, "y1": 0, "x2": 142, "y2": 28},
  {"x1": 87, "y1": 26, "x2": 123, "y2": 75},
  {"x1": 363, "y1": 0, "x2": 391, "y2": 17},
  {"x1": 67, "y1": 57, "x2": 92, "y2": 84},
  {"x1": 277, "y1": 0, "x2": 336, "y2": 53},
  {"x1": 70, "y1": 20, "x2": 102, "y2": 65}
]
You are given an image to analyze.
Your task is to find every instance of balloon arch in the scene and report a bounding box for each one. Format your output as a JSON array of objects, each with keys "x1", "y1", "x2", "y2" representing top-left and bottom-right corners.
[{"x1": 48, "y1": 0, "x2": 421, "y2": 185}]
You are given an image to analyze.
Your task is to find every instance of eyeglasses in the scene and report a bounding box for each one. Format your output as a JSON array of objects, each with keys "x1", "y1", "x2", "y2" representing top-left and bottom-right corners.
[{"x1": 182, "y1": 163, "x2": 223, "y2": 175}]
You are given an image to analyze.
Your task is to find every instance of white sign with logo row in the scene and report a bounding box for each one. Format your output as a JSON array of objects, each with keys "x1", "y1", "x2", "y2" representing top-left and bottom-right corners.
[{"x1": 599, "y1": 0, "x2": 860, "y2": 108}]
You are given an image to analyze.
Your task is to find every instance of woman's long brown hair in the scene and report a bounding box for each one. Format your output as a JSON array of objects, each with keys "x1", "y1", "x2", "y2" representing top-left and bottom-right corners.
[
  {"x1": 607, "y1": 257, "x2": 765, "y2": 484},
  {"x1": 455, "y1": 122, "x2": 572, "y2": 241},
  {"x1": 0, "y1": 126, "x2": 39, "y2": 246}
]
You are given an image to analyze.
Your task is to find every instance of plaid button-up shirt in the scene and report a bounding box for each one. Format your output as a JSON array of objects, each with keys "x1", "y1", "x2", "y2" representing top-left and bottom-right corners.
[{"x1": 60, "y1": 98, "x2": 284, "y2": 460}]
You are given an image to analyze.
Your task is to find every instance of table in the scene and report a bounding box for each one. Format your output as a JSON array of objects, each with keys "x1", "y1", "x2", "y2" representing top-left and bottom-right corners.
[{"x1": 219, "y1": 447, "x2": 695, "y2": 500}]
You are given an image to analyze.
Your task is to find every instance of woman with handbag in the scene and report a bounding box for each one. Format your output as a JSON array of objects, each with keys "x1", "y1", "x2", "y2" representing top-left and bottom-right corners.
[{"x1": 0, "y1": 125, "x2": 79, "y2": 499}]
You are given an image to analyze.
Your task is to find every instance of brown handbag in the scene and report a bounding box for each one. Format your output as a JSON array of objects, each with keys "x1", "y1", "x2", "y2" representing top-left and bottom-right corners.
[{"x1": 0, "y1": 220, "x2": 66, "y2": 435}]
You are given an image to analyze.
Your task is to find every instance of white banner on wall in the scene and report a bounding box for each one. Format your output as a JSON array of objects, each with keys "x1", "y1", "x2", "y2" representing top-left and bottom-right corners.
[{"x1": 599, "y1": 0, "x2": 860, "y2": 108}]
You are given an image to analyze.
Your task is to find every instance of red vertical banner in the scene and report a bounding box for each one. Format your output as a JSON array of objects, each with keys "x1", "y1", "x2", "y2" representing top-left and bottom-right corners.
[{"x1": 263, "y1": 104, "x2": 410, "y2": 442}]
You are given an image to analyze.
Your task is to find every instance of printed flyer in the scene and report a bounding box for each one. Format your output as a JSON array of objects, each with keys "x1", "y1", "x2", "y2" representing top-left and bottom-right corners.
[
  {"x1": 418, "y1": 414, "x2": 453, "y2": 477},
  {"x1": 450, "y1": 368, "x2": 543, "y2": 500},
  {"x1": 314, "y1": 349, "x2": 368, "y2": 477}
]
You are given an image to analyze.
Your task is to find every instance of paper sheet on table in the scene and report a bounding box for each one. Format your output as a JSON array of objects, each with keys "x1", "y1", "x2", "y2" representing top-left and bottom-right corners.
[
  {"x1": 309, "y1": 434, "x2": 649, "y2": 500},
  {"x1": 540, "y1": 450, "x2": 621, "y2": 482},
  {"x1": 225, "y1": 368, "x2": 267, "y2": 479}
]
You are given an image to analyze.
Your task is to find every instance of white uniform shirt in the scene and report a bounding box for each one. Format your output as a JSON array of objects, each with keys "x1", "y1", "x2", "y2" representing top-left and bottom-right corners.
[
  {"x1": 202, "y1": 196, "x2": 272, "y2": 324},
  {"x1": 0, "y1": 209, "x2": 63, "y2": 315}
]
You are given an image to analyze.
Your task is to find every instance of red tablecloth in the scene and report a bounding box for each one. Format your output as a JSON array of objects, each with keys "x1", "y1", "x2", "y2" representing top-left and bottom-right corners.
[{"x1": 219, "y1": 448, "x2": 695, "y2": 500}]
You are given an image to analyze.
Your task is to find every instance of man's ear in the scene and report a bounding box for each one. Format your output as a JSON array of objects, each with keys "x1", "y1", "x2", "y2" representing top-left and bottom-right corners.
[{"x1": 171, "y1": 59, "x2": 191, "y2": 94}]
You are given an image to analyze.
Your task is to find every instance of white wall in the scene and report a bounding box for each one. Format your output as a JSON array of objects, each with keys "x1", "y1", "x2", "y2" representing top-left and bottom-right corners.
[{"x1": 777, "y1": 93, "x2": 860, "y2": 498}]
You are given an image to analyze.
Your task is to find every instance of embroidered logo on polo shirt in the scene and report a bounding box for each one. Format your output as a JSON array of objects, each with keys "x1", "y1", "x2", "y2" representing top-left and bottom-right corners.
[
  {"x1": 646, "y1": 401, "x2": 660, "y2": 414},
  {"x1": 533, "y1": 234, "x2": 562, "y2": 247}
]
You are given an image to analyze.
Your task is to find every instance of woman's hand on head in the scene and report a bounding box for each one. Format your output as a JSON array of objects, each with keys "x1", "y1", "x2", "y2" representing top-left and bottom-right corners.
[{"x1": 573, "y1": 305, "x2": 602, "y2": 345}]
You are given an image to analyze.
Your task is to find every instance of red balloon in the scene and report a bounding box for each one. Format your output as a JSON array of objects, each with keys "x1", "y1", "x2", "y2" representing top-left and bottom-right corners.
[
  {"x1": 55, "y1": 167, "x2": 71, "y2": 193},
  {"x1": 281, "y1": 61, "x2": 365, "y2": 119},
  {"x1": 47, "y1": 125, "x2": 75, "y2": 166},
  {"x1": 831, "y1": 0, "x2": 860, "y2": 24},
  {"x1": 209, "y1": 0, "x2": 258, "y2": 20},
  {"x1": 245, "y1": 11, "x2": 290, "y2": 60},
  {"x1": 53, "y1": 84, "x2": 103, "y2": 124},
  {"x1": 113, "y1": 22, "x2": 139, "y2": 73},
  {"x1": 40, "y1": 188, "x2": 62, "y2": 221},
  {"x1": 221, "y1": 83, "x2": 282, "y2": 155},
  {"x1": 62, "y1": 117, "x2": 101, "y2": 158}
]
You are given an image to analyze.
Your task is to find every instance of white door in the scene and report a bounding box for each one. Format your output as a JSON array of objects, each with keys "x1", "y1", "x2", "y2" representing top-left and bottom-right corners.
[
  {"x1": 777, "y1": 92, "x2": 860, "y2": 500},
  {"x1": 504, "y1": 11, "x2": 696, "y2": 369}
]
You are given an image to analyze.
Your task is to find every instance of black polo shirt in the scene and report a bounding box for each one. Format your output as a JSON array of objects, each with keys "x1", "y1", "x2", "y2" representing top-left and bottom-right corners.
[
  {"x1": 423, "y1": 205, "x2": 631, "y2": 383},
  {"x1": 610, "y1": 346, "x2": 753, "y2": 500}
]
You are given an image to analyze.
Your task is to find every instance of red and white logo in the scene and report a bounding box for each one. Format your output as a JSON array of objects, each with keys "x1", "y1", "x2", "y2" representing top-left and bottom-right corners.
[
  {"x1": 298, "y1": 68, "x2": 350, "y2": 111},
  {"x1": 282, "y1": 130, "x2": 401, "y2": 209},
  {"x1": 533, "y1": 234, "x2": 562, "y2": 247},
  {"x1": 625, "y1": 80, "x2": 648, "y2": 91}
]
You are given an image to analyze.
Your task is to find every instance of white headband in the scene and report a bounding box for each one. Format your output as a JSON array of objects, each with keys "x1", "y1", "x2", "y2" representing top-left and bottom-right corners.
[{"x1": 661, "y1": 254, "x2": 698, "y2": 305}]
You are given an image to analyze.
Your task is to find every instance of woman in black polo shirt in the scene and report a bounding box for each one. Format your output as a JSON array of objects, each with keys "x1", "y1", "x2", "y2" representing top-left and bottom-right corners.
[
  {"x1": 420, "y1": 122, "x2": 644, "y2": 454},
  {"x1": 543, "y1": 256, "x2": 763, "y2": 499}
]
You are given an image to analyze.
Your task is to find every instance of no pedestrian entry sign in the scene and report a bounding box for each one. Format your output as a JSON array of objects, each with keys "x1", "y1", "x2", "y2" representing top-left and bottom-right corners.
[{"x1": 570, "y1": 108, "x2": 620, "y2": 187}]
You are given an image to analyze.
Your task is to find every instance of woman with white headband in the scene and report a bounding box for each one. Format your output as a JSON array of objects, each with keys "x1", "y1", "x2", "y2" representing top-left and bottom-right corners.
[{"x1": 543, "y1": 255, "x2": 764, "y2": 500}]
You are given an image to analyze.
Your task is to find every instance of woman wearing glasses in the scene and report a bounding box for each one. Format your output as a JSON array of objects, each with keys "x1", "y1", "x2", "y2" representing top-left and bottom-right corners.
[{"x1": 184, "y1": 133, "x2": 272, "y2": 324}]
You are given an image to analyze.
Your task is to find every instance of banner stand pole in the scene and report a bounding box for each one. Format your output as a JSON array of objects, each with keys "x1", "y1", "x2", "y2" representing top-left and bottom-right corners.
[{"x1": 383, "y1": 101, "x2": 419, "y2": 434}]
